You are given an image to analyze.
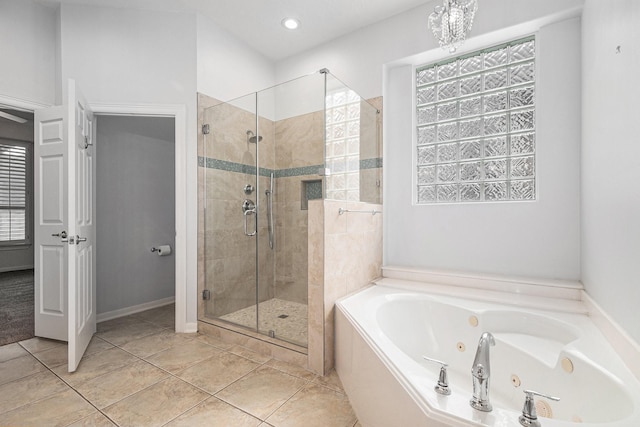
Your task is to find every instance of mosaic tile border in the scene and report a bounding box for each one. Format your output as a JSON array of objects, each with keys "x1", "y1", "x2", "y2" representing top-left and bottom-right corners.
[
  {"x1": 198, "y1": 156, "x2": 382, "y2": 178},
  {"x1": 199, "y1": 157, "x2": 261, "y2": 175},
  {"x1": 360, "y1": 158, "x2": 383, "y2": 170},
  {"x1": 275, "y1": 164, "x2": 324, "y2": 178}
]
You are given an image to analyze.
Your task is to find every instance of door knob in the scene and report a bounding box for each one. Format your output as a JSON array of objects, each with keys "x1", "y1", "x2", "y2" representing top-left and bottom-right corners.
[
  {"x1": 76, "y1": 235, "x2": 87, "y2": 243},
  {"x1": 52, "y1": 230, "x2": 68, "y2": 242}
]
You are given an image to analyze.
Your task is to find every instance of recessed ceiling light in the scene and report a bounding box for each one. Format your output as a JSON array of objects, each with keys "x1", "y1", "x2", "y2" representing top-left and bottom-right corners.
[{"x1": 281, "y1": 18, "x2": 300, "y2": 30}]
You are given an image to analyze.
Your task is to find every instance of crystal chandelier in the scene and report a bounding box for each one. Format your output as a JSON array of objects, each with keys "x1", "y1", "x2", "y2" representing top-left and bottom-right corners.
[{"x1": 428, "y1": 0, "x2": 478, "y2": 53}]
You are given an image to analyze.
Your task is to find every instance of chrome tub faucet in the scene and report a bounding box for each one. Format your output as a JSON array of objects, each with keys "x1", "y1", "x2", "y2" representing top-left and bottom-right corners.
[{"x1": 470, "y1": 331, "x2": 495, "y2": 412}]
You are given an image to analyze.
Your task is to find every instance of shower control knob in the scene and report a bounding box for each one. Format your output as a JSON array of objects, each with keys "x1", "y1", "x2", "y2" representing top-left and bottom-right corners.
[
  {"x1": 242, "y1": 199, "x2": 256, "y2": 213},
  {"x1": 244, "y1": 184, "x2": 255, "y2": 195}
]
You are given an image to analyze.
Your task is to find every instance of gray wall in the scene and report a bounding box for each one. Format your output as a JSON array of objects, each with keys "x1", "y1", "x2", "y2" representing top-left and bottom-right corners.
[
  {"x1": 96, "y1": 116, "x2": 175, "y2": 314},
  {"x1": 582, "y1": 0, "x2": 640, "y2": 343},
  {"x1": 0, "y1": 115, "x2": 34, "y2": 272}
]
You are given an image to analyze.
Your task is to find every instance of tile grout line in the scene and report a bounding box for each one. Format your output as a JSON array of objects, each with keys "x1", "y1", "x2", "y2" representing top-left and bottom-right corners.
[
  {"x1": 72, "y1": 314, "x2": 182, "y2": 426},
  {"x1": 265, "y1": 376, "x2": 357, "y2": 426},
  {"x1": 109, "y1": 335, "x2": 286, "y2": 425},
  {"x1": 14, "y1": 344, "x2": 120, "y2": 426},
  {"x1": 3, "y1": 314, "x2": 155, "y2": 423},
  {"x1": 101, "y1": 327, "x2": 270, "y2": 424},
  {"x1": 182, "y1": 351, "x2": 315, "y2": 424},
  {"x1": 154, "y1": 381, "x2": 211, "y2": 427},
  {"x1": 90, "y1": 322, "x2": 194, "y2": 422},
  {"x1": 6, "y1": 309, "x2": 350, "y2": 427},
  {"x1": 261, "y1": 378, "x2": 313, "y2": 425},
  {"x1": 0, "y1": 369, "x2": 58, "y2": 416},
  {"x1": 54, "y1": 344, "x2": 150, "y2": 427},
  {"x1": 253, "y1": 365, "x2": 315, "y2": 423},
  {"x1": 201, "y1": 351, "x2": 275, "y2": 421},
  {"x1": 8, "y1": 315, "x2": 173, "y2": 426}
]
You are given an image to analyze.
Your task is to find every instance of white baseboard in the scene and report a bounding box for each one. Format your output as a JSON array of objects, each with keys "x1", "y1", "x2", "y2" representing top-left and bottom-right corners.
[
  {"x1": 0, "y1": 265, "x2": 34, "y2": 273},
  {"x1": 184, "y1": 322, "x2": 198, "y2": 333},
  {"x1": 97, "y1": 297, "x2": 175, "y2": 323}
]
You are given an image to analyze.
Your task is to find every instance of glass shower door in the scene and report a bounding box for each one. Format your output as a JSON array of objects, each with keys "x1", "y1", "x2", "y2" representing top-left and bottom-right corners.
[
  {"x1": 254, "y1": 73, "x2": 325, "y2": 347},
  {"x1": 202, "y1": 71, "x2": 327, "y2": 349},
  {"x1": 203, "y1": 93, "x2": 259, "y2": 328}
]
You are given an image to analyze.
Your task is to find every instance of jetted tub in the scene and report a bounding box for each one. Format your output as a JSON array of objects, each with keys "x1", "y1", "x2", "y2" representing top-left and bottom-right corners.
[{"x1": 335, "y1": 279, "x2": 640, "y2": 427}]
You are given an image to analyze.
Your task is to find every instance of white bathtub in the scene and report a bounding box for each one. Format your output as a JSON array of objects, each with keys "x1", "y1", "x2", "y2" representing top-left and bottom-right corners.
[{"x1": 335, "y1": 279, "x2": 640, "y2": 427}]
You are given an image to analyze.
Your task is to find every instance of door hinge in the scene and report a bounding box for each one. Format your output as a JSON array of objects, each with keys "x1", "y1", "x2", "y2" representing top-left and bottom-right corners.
[
  {"x1": 202, "y1": 124, "x2": 210, "y2": 135},
  {"x1": 202, "y1": 289, "x2": 211, "y2": 300}
]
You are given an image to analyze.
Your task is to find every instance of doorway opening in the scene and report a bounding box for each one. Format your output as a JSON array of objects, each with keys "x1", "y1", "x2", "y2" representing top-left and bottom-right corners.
[
  {"x1": 0, "y1": 93, "x2": 190, "y2": 354},
  {"x1": 95, "y1": 115, "x2": 176, "y2": 322},
  {"x1": 0, "y1": 107, "x2": 35, "y2": 345}
]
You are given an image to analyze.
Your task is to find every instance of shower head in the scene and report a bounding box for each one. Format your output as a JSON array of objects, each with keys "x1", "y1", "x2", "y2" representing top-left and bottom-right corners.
[{"x1": 246, "y1": 130, "x2": 263, "y2": 143}]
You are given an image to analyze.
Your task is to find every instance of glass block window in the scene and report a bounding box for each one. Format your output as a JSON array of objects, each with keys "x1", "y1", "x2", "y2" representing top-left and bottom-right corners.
[
  {"x1": 0, "y1": 141, "x2": 30, "y2": 243},
  {"x1": 326, "y1": 88, "x2": 360, "y2": 201},
  {"x1": 416, "y1": 37, "x2": 536, "y2": 204}
]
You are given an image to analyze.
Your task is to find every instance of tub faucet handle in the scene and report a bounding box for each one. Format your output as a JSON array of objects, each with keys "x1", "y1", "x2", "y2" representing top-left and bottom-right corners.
[
  {"x1": 519, "y1": 390, "x2": 560, "y2": 427},
  {"x1": 422, "y1": 356, "x2": 451, "y2": 395}
]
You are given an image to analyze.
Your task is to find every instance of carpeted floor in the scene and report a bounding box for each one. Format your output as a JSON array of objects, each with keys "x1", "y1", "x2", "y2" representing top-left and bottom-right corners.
[{"x1": 0, "y1": 269, "x2": 34, "y2": 346}]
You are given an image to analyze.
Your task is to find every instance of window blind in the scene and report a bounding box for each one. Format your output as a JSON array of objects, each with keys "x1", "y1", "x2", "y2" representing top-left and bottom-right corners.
[{"x1": 0, "y1": 142, "x2": 27, "y2": 241}]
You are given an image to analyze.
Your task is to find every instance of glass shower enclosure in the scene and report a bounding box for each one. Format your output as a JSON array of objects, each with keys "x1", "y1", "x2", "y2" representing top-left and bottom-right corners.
[{"x1": 200, "y1": 70, "x2": 380, "y2": 348}]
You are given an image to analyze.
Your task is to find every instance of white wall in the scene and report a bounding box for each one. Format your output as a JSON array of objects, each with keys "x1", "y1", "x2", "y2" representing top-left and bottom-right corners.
[
  {"x1": 59, "y1": 4, "x2": 197, "y2": 108},
  {"x1": 11, "y1": 0, "x2": 637, "y2": 341},
  {"x1": 384, "y1": 18, "x2": 582, "y2": 280},
  {"x1": 276, "y1": 0, "x2": 583, "y2": 280},
  {"x1": 275, "y1": 0, "x2": 584, "y2": 100},
  {"x1": 0, "y1": 2, "x2": 279, "y2": 327},
  {"x1": 273, "y1": 0, "x2": 640, "y2": 344},
  {"x1": 196, "y1": 13, "x2": 275, "y2": 103},
  {"x1": 58, "y1": 3, "x2": 199, "y2": 324},
  {"x1": 96, "y1": 116, "x2": 175, "y2": 314},
  {"x1": 582, "y1": 0, "x2": 640, "y2": 343},
  {"x1": 0, "y1": 0, "x2": 57, "y2": 105}
]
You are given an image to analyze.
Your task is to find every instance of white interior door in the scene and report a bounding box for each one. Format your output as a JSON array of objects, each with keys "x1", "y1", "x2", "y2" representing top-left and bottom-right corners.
[
  {"x1": 34, "y1": 79, "x2": 96, "y2": 372},
  {"x1": 68, "y1": 81, "x2": 96, "y2": 372},
  {"x1": 34, "y1": 104, "x2": 68, "y2": 342}
]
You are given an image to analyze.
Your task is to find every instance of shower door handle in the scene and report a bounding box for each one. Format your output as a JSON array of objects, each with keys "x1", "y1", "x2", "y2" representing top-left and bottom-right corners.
[
  {"x1": 243, "y1": 209, "x2": 257, "y2": 236},
  {"x1": 242, "y1": 199, "x2": 257, "y2": 237}
]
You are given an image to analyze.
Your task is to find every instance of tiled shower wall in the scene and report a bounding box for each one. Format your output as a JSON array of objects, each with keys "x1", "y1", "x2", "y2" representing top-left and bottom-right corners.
[
  {"x1": 198, "y1": 93, "x2": 324, "y2": 318},
  {"x1": 198, "y1": 94, "x2": 276, "y2": 318},
  {"x1": 361, "y1": 97, "x2": 383, "y2": 204},
  {"x1": 307, "y1": 96, "x2": 383, "y2": 374},
  {"x1": 273, "y1": 111, "x2": 324, "y2": 304},
  {"x1": 307, "y1": 199, "x2": 383, "y2": 375},
  {"x1": 198, "y1": 92, "x2": 383, "y2": 374}
]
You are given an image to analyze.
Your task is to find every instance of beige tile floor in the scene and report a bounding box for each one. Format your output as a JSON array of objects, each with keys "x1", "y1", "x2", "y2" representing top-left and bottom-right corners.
[
  {"x1": 219, "y1": 299, "x2": 308, "y2": 347},
  {"x1": 0, "y1": 304, "x2": 359, "y2": 427}
]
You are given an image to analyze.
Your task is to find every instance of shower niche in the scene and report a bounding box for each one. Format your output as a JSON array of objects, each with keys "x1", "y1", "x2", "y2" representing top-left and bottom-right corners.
[
  {"x1": 198, "y1": 70, "x2": 381, "y2": 373},
  {"x1": 300, "y1": 179, "x2": 322, "y2": 210}
]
